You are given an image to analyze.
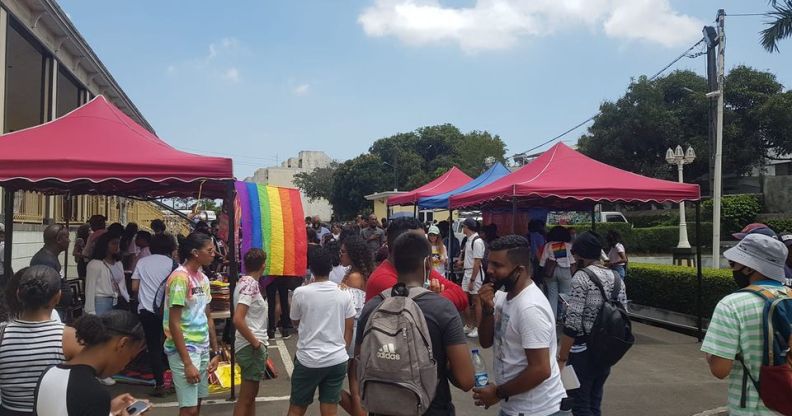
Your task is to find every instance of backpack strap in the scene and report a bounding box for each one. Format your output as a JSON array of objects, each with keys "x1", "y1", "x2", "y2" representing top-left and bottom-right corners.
[
  {"x1": 737, "y1": 354, "x2": 761, "y2": 408},
  {"x1": 581, "y1": 267, "x2": 610, "y2": 300}
]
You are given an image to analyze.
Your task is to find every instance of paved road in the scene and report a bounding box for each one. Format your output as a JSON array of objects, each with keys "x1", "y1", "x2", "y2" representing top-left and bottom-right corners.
[{"x1": 110, "y1": 322, "x2": 727, "y2": 415}]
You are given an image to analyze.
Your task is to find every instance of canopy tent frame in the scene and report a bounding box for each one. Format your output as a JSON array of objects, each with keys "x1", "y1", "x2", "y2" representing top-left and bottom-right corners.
[
  {"x1": 448, "y1": 143, "x2": 704, "y2": 340},
  {"x1": 0, "y1": 95, "x2": 243, "y2": 399}
]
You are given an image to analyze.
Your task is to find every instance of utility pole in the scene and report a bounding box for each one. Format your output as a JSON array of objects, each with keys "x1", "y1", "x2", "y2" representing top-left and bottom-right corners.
[{"x1": 712, "y1": 9, "x2": 725, "y2": 267}]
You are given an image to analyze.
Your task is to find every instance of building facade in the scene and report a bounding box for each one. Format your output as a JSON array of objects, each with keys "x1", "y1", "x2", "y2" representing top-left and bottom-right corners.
[
  {"x1": 246, "y1": 151, "x2": 335, "y2": 221},
  {"x1": 0, "y1": 0, "x2": 166, "y2": 271}
]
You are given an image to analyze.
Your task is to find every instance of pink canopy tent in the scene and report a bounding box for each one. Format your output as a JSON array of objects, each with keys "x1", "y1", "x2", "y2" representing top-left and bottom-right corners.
[
  {"x1": 450, "y1": 142, "x2": 700, "y2": 209},
  {"x1": 0, "y1": 95, "x2": 234, "y2": 198},
  {"x1": 388, "y1": 167, "x2": 472, "y2": 206}
]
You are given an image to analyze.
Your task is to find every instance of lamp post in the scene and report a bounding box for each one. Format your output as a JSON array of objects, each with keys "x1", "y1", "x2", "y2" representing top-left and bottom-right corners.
[{"x1": 666, "y1": 145, "x2": 696, "y2": 248}]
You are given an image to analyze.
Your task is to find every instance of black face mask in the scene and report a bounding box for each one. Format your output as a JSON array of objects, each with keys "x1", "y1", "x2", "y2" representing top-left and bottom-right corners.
[
  {"x1": 732, "y1": 270, "x2": 751, "y2": 289},
  {"x1": 493, "y1": 266, "x2": 523, "y2": 292}
]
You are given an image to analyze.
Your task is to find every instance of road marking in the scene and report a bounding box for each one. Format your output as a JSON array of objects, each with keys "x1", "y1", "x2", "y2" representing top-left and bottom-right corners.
[
  {"x1": 276, "y1": 338, "x2": 294, "y2": 377},
  {"x1": 691, "y1": 407, "x2": 728, "y2": 416},
  {"x1": 153, "y1": 395, "x2": 291, "y2": 408}
]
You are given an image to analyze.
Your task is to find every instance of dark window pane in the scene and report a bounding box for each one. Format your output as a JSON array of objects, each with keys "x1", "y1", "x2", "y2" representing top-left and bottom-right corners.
[
  {"x1": 56, "y1": 66, "x2": 82, "y2": 117},
  {"x1": 4, "y1": 22, "x2": 46, "y2": 132}
]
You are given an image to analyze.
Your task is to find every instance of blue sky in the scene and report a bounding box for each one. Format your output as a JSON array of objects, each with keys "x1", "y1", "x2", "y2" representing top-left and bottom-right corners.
[{"x1": 60, "y1": 0, "x2": 792, "y2": 179}]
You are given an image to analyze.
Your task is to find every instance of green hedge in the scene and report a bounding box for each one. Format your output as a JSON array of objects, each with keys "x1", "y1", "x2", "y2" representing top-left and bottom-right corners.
[
  {"x1": 764, "y1": 218, "x2": 792, "y2": 234},
  {"x1": 628, "y1": 263, "x2": 735, "y2": 319},
  {"x1": 702, "y1": 194, "x2": 763, "y2": 235},
  {"x1": 625, "y1": 212, "x2": 679, "y2": 228},
  {"x1": 566, "y1": 223, "x2": 713, "y2": 254}
]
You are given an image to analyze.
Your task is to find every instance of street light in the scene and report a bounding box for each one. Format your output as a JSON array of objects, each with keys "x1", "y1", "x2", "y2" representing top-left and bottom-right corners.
[{"x1": 666, "y1": 145, "x2": 696, "y2": 248}]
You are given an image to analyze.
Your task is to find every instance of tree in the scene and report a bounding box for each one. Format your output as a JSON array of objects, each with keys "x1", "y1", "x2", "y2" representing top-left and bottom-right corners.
[
  {"x1": 329, "y1": 154, "x2": 391, "y2": 220},
  {"x1": 577, "y1": 67, "x2": 791, "y2": 188},
  {"x1": 327, "y1": 124, "x2": 507, "y2": 219},
  {"x1": 293, "y1": 162, "x2": 338, "y2": 201},
  {"x1": 762, "y1": 0, "x2": 792, "y2": 52}
]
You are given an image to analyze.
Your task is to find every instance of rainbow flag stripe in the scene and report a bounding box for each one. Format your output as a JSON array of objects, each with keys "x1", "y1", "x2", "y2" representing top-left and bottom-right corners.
[{"x1": 235, "y1": 181, "x2": 307, "y2": 276}]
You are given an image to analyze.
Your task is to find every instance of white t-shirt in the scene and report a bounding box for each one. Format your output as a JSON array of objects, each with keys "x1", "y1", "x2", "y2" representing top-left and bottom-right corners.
[
  {"x1": 131, "y1": 254, "x2": 174, "y2": 313},
  {"x1": 608, "y1": 243, "x2": 626, "y2": 264},
  {"x1": 493, "y1": 284, "x2": 566, "y2": 416},
  {"x1": 464, "y1": 233, "x2": 486, "y2": 276},
  {"x1": 540, "y1": 242, "x2": 574, "y2": 268},
  {"x1": 329, "y1": 265, "x2": 349, "y2": 285},
  {"x1": 233, "y1": 275, "x2": 269, "y2": 352},
  {"x1": 290, "y1": 280, "x2": 355, "y2": 368}
]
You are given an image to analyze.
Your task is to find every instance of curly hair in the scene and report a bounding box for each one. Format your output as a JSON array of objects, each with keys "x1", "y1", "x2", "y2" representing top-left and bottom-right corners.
[{"x1": 343, "y1": 236, "x2": 375, "y2": 279}]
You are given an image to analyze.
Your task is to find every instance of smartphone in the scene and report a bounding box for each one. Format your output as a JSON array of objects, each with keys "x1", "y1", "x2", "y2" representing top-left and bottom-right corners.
[{"x1": 125, "y1": 400, "x2": 151, "y2": 416}]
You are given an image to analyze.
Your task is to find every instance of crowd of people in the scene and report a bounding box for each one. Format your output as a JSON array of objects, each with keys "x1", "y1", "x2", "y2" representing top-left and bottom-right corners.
[{"x1": 0, "y1": 211, "x2": 790, "y2": 416}]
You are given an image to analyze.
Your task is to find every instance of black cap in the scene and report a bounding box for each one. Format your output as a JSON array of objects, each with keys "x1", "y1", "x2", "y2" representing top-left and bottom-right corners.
[{"x1": 463, "y1": 218, "x2": 479, "y2": 232}]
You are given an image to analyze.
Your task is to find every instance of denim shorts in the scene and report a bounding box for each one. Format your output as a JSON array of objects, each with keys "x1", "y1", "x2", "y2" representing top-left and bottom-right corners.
[{"x1": 167, "y1": 349, "x2": 210, "y2": 408}]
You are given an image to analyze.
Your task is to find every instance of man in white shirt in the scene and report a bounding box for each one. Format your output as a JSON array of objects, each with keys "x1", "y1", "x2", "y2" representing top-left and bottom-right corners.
[
  {"x1": 289, "y1": 247, "x2": 355, "y2": 416},
  {"x1": 456, "y1": 218, "x2": 486, "y2": 338},
  {"x1": 475, "y1": 235, "x2": 568, "y2": 416},
  {"x1": 131, "y1": 234, "x2": 176, "y2": 397}
]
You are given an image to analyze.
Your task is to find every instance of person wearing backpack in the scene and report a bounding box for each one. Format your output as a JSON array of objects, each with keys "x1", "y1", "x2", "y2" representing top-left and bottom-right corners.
[
  {"x1": 557, "y1": 231, "x2": 627, "y2": 416},
  {"x1": 131, "y1": 233, "x2": 178, "y2": 397},
  {"x1": 353, "y1": 232, "x2": 474, "y2": 416},
  {"x1": 474, "y1": 235, "x2": 568, "y2": 416},
  {"x1": 702, "y1": 233, "x2": 792, "y2": 415},
  {"x1": 288, "y1": 248, "x2": 356, "y2": 416}
]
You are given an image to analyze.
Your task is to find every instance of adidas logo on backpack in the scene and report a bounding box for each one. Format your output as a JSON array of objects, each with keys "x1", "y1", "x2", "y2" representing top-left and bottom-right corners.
[{"x1": 377, "y1": 343, "x2": 401, "y2": 360}]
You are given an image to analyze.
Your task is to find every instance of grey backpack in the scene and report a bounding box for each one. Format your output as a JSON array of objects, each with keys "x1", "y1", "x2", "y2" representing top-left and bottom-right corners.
[{"x1": 358, "y1": 285, "x2": 438, "y2": 416}]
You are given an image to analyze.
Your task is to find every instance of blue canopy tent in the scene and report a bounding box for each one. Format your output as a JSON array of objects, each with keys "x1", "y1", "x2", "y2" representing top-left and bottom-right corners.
[
  {"x1": 417, "y1": 162, "x2": 511, "y2": 209},
  {"x1": 417, "y1": 162, "x2": 510, "y2": 278}
]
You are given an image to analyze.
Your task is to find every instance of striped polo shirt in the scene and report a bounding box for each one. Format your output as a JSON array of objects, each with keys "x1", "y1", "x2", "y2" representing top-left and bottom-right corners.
[
  {"x1": 701, "y1": 282, "x2": 782, "y2": 416},
  {"x1": 0, "y1": 319, "x2": 65, "y2": 413}
]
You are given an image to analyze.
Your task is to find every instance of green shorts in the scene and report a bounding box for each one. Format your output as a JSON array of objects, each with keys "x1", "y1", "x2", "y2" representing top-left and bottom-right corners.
[
  {"x1": 167, "y1": 349, "x2": 209, "y2": 408},
  {"x1": 289, "y1": 359, "x2": 348, "y2": 406},
  {"x1": 236, "y1": 344, "x2": 268, "y2": 381}
]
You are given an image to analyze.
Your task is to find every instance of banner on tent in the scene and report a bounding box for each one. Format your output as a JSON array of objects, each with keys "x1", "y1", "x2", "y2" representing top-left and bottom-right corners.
[{"x1": 234, "y1": 181, "x2": 308, "y2": 275}]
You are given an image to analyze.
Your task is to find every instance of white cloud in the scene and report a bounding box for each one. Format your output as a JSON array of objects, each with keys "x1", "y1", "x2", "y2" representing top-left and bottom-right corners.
[
  {"x1": 358, "y1": 0, "x2": 703, "y2": 52},
  {"x1": 208, "y1": 37, "x2": 240, "y2": 60},
  {"x1": 223, "y1": 67, "x2": 240, "y2": 83},
  {"x1": 293, "y1": 84, "x2": 311, "y2": 96},
  {"x1": 166, "y1": 65, "x2": 176, "y2": 74}
]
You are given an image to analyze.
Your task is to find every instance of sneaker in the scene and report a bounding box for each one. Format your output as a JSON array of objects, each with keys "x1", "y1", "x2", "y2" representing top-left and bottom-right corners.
[
  {"x1": 467, "y1": 328, "x2": 479, "y2": 338},
  {"x1": 268, "y1": 330, "x2": 276, "y2": 340},
  {"x1": 463, "y1": 325, "x2": 473, "y2": 334},
  {"x1": 98, "y1": 377, "x2": 116, "y2": 386},
  {"x1": 280, "y1": 329, "x2": 293, "y2": 340}
]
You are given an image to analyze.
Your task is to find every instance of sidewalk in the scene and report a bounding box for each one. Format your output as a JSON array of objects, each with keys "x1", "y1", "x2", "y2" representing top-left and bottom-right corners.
[{"x1": 111, "y1": 322, "x2": 728, "y2": 415}]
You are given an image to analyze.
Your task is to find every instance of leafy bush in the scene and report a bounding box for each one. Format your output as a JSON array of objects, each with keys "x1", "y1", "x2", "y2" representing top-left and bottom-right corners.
[
  {"x1": 702, "y1": 194, "x2": 763, "y2": 235},
  {"x1": 764, "y1": 218, "x2": 792, "y2": 234},
  {"x1": 627, "y1": 263, "x2": 736, "y2": 319},
  {"x1": 566, "y1": 223, "x2": 713, "y2": 253},
  {"x1": 626, "y1": 212, "x2": 679, "y2": 228}
]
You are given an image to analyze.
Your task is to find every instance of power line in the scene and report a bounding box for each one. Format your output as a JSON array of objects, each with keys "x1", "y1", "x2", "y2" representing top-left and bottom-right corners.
[{"x1": 512, "y1": 37, "x2": 707, "y2": 159}]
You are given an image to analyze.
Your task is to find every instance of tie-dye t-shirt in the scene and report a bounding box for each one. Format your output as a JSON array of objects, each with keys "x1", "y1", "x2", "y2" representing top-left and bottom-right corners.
[{"x1": 163, "y1": 266, "x2": 212, "y2": 353}]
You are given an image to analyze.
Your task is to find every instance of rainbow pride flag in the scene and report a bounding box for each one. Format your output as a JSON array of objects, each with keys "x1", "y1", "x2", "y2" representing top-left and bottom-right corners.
[{"x1": 235, "y1": 181, "x2": 307, "y2": 276}]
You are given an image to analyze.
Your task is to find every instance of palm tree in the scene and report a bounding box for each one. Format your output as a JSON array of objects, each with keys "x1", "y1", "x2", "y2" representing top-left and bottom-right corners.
[{"x1": 762, "y1": 0, "x2": 792, "y2": 52}]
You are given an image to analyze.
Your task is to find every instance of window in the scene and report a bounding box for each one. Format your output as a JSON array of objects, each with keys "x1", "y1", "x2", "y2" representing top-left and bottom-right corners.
[
  {"x1": 4, "y1": 20, "x2": 48, "y2": 132},
  {"x1": 56, "y1": 66, "x2": 83, "y2": 117},
  {"x1": 605, "y1": 214, "x2": 627, "y2": 223}
]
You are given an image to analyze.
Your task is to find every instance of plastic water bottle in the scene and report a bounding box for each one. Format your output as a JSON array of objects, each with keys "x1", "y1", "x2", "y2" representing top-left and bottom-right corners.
[{"x1": 471, "y1": 349, "x2": 489, "y2": 387}]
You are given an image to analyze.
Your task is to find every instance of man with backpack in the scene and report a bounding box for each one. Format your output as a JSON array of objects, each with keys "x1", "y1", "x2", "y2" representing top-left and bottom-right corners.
[
  {"x1": 702, "y1": 233, "x2": 792, "y2": 415},
  {"x1": 131, "y1": 233, "x2": 178, "y2": 397},
  {"x1": 456, "y1": 218, "x2": 486, "y2": 338},
  {"x1": 353, "y1": 232, "x2": 474, "y2": 415},
  {"x1": 474, "y1": 235, "x2": 568, "y2": 415},
  {"x1": 557, "y1": 231, "x2": 628, "y2": 416}
]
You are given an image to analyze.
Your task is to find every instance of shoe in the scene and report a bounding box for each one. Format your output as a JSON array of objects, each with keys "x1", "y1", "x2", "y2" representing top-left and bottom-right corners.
[
  {"x1": 149, "y1": 384, "x2": 173, "y2": 398},
  {"x1": 463, "y1": 325, "x2": 473, "y2": 334},
  {"x1": 467, "y1": 328, "x2": 479, "y2": 338},
  {"x1": 99, "y1": 377, "x2": 116, "y2": 386},
  {"x1": 268, "y1": 331, "x2": 276, "y2": 340},
  {"x1": 280, "y1": 329, "x2": 293, "y2": 340}
]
